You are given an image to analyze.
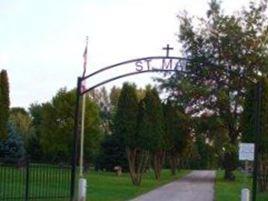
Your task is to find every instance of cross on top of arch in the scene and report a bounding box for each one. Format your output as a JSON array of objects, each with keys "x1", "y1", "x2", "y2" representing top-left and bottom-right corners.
[{"x1": 162, "y1": 44, "x2": 174, "y2": 57}]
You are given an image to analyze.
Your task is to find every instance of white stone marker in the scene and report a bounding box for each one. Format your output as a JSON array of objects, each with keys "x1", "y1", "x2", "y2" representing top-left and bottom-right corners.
[
  {"x1": 241, "y1": 188, "x2": 250, "y2": 201},
  {"x1": 78, "y1": 178, "x2": 87, "y2": 201}
]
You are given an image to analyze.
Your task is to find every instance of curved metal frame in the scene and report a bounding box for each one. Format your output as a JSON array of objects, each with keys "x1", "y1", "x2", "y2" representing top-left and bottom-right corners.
[
  {"x1": 80, "y1": 56, "x2": 189, "y2": 95},
  {"x1": 82, "y1": 69, "x2": 187, "y2": 94},
  {"x1": 82, "y1": 56, "x2": 189, "y2": 80},
  {"x1": 70, "y1": 55, "x2": 189, "y2": 200}
]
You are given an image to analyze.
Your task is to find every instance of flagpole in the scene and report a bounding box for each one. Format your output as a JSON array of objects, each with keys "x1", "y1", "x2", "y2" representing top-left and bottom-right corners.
[
  {"x1": 79, "y1": 94, "x2": 86, "y2": 177},
  {"x1": 79, "y1": 36, "x2": 88, "y2": 177},
  {"x1": 78, "y1": 36, "x2": 88, "y2": 201}
]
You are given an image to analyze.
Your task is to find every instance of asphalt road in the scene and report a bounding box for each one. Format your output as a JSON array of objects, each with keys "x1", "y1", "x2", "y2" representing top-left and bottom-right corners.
[{"x1": 130, "y1": 170, "x2": 216, "y2": 201}]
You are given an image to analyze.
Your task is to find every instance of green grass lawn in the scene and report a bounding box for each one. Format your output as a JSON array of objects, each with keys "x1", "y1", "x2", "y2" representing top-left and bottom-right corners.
[
  {"x1": 215, "y1": 170, "x2": 268, "y2": 201},
  {"x1": 86, "y1": 169, "x2": 190, "y2": 201}
]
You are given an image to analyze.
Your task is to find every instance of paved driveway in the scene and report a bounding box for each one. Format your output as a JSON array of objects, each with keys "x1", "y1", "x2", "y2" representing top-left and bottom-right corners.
[{"x1": 130, "y1": 170, "x2": 215, "y2": 201}]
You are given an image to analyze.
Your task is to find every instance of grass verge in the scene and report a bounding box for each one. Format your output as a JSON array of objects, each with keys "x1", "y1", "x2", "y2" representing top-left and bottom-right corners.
[
  {"x1": 215, "y1": 170, "x2": 268, "y2": 201},
  {"x1": 86, "y1": 169, "x2": 190, "y2": 201}
]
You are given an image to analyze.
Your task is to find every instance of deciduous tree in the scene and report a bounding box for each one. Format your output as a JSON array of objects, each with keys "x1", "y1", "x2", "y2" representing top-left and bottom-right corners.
[
  {"x1": 160, "y1": 0, "x2": 268, "y2": 180},
  {"x1": 40, "y1": 88, "x2": 102, "y2": 163},
  {"x1": 9, "y1": 107, "x2": 32, "y2": 138},
  {"x1": 163, "y1": 100, "x2": 190, "y2": 175}
]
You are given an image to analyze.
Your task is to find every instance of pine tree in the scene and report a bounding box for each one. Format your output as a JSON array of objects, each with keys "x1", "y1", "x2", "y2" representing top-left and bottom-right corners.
[
  {"x1": 2, "y1": 123, "x2": 26, "y2": 160},
  {"x1": 138, "y1": 88, "x2": 165, "y2": 180},
  {"x1": 0, "y1": 70, "x2": 10, "y2": 140},
  {"x1": 114, "y1": 82, "x2": 149, "y2": 185}
]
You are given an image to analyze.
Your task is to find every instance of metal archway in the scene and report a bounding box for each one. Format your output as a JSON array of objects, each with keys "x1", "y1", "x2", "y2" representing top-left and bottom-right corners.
[{"x1": 70, "y1": 52, "x2": 192, "y2": 200}]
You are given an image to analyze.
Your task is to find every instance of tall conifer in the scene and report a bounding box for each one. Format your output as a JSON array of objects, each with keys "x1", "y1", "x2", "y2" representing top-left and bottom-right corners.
[
  {"x1": 0, "y1": 70, "x2": 10, "y2": 140},
  {"x1": 114, "y1": 83, "x2": 149, "y2": 185},
  {"x1": 139, "y1": 88, "x2": 165, "y2": 180}
]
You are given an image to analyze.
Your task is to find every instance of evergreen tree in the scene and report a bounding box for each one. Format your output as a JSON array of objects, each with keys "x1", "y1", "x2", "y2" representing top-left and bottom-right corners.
[
  {"x1": 0, "y1": 123, "x2": 25, "y2": 160},
  {"x1": 138, "y1": 88, "x2": 165, "y2": 180},
  {"x1": 0, "y1": 70, "x2": 10, "y2": 140},
  {"x1": 95, "y1": 134, "x2": 128, "y2": 172},
  {"x1": 114, "y1": 82, "x2": 149, "y2": 185}
]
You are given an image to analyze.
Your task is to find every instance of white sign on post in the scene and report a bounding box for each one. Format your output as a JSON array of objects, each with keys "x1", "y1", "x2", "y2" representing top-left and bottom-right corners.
[{"x1": 239, "y1": 143, "x2": 255, "y2": 161}]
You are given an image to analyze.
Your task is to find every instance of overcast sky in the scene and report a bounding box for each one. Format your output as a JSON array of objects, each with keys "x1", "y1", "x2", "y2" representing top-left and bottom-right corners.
[{"x1": 0, "y1": 0, "x2": 253, "y2": 108}]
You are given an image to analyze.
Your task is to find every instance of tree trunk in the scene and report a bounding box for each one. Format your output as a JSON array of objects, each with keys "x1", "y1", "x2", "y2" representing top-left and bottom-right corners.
[
  {"x1": 223, "y1": 152, "x2": 236, "y2": 181},
  {"x1": 152, "y1": 150, "x2": 165, "y2": 180},
  {"x1": 223, "y1": 124, "x2": 238, "y2": 181},
  {"x1": 126, "y1": 147, "x2": 149, "y2": 186},
  {"x1": 258, "y1": 154, "x2": 268, "y2": 192},
  {"x1": 169, "y1": 152, "x2": 178, "y2": 175}
]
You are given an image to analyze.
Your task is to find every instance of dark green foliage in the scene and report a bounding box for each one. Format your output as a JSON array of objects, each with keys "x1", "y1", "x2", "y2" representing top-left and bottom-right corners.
[
  {"x1": 93, "y1": 86, "x2": 128, "y2": 172},
  {"x1": 26, "y1": 104, "x2": 43, "y2": 161},
  {"x1": 95, "y1": 134, "x2": 128, "y2": 172},
  {"x1": 39, "y1": 88, "x2": 102, "y2": 163},
  {"x1": 242, "y1": 78, "x2": 268, "y2": 152},
  {"x1": 0, "y1": 123, "x2": 25, "y2": 159},
  {"x1": 163, "y1": 101, "x2": 191, "y2": 174},
  {"x1": 193, "y1": 115, "x2": 229, "y2": 169},
  {"x1": 114, "y1": 83, "x2": 150, "y2": 185},
  {"x1": 196, "y1": 135, "x2": 215, "y2": 169},
  {"x1": 242, "y1": 78, "x2": 268, "y2": 191},
  {"x1": 138, "y1": 88, "x2": 165, "y2": 180},
  {"x1": 0, "y1": 70, "x2": 10, "y2": 140},
  {"x1": 241, "y1": 85, "x2": 256, "y2": 143},
  {"x1": 165, "y1": 102, "x2": 190, "y2": 153},
  {"x1": 114, "y1": 83, "x2": 139, "y2": 148},
  {"x1": 260, "y1": 78, "x2": 268, "y2": 154},
  {"x1": 138, "y1": 88, "x2": 164, "y2": 151}
]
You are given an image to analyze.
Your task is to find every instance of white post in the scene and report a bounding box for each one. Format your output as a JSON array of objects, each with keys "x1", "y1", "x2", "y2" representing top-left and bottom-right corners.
[
  {"x1": 78, "y1": 178, "x2": 87, "y2": 201},
  {"x1": 241, "y1": 188, "x2": 250, "y2": 201},
  {"x1": 79, "y1": 94, "x2": 86, "y2": 177},
  {"x1": 78, "y1": 36, "x2": 88, "y2": 201}
]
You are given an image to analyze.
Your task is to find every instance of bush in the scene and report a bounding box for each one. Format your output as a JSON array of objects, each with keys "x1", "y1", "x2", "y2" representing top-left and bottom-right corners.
[{"x1": 0, "y1": 123, "x2": 25, "y2": 160}]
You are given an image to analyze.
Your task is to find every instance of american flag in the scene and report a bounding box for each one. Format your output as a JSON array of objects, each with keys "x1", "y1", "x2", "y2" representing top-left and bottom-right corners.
[
  {"x1": 81, "y1": 37, "x2": 88, "y2": 93},
  {"x1": 82, "y1": 39, "x2": 88, "y2": 77}
]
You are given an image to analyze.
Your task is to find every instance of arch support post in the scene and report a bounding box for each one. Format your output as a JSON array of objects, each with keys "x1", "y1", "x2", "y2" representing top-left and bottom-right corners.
[
  {"x1": 252, "y1": 81, "x2": 262, "y2": 201},
  {"x1": 71, "y1": 77, "x2": 82, "y2": 201}
]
